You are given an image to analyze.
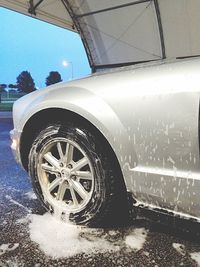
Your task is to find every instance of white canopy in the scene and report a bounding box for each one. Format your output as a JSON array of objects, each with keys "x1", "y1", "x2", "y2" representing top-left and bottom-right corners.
[{"x1": 1, "y1": 0, "x2": 200, "y2": 71}]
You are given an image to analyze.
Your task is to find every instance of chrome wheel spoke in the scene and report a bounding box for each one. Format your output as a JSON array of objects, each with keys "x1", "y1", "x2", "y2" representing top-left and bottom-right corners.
[
  {"x1": 75, "y1": 171, "x2": 92, "y2": 180},
  {"x1": 41, "y1": 163, "x2": 58, "y2": 174},
  {"x1": 67, "y1": 144, "x2": 74, "y2": 163},
  {"x1": 57, "y1": 142, "x2": 64, "y2": 160},
  {"x1": 63, "y1": 143, "x2": 74, "y2": 164},
  {"x1": 56, "y1": 182, "x2": 67, "y2": 200},
  {"x1": 70, "y1": 179, "x2": 89, "y2": 200},
  {"x1": 49, "y1": 178, "x2": 61, "y2": 192},
  {"x1": 44, "y1": 152, "x2": 60, "y2": 169},
  {"x1": 73, "y1": 157, "x2": 89, "y2": 172},
  {"x1": 75, "y1": 170, "x2": 92, "y2": 179},
  {"x1": 69, "y1": 185, "x2": 79, "y2": 206}
]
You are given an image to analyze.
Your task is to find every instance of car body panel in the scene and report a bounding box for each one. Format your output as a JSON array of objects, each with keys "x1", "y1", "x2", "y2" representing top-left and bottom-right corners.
[{"x1": 11, "y1": 58, "x2": 200, "y2": 220}]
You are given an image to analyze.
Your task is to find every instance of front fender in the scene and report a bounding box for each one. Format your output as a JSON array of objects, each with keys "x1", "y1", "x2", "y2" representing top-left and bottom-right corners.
[{"x1": 15, "y1": 86, "x2": 137, "y2": 185}]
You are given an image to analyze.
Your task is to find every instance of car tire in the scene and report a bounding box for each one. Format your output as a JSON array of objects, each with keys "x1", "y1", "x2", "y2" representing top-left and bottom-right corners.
[{"x1": 28, "y1": 123, "x2": 134, "y2": 226}]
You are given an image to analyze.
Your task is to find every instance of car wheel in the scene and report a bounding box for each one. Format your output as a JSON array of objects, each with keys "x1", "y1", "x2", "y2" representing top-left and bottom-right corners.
[{"x1": 29, "y1": 123, "x2": 132, "y2": 226}]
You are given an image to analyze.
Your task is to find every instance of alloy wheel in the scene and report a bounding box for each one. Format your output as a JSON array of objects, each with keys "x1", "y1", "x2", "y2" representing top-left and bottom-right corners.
[{"x1": 37, "y1": 137, "x2": 94, "y2": 213}]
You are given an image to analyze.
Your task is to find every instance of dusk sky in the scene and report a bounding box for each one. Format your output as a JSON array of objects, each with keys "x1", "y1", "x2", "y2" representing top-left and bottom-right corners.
[{"x1": 0, "y1": 7, "x2": 91, "y2": 88}]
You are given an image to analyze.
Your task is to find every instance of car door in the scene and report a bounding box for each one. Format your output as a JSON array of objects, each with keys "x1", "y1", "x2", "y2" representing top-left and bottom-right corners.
[{"x1": 112, "y1": 60, "x2": 200, "y2": 218}]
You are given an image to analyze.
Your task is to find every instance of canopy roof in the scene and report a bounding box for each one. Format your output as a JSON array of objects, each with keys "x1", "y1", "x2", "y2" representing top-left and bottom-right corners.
[{"x1": 1, "y1": 0, "x2": 200, "y2": 72}]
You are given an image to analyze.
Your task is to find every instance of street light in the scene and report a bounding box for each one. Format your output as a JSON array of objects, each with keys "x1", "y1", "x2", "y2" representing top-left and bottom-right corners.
[{"x1": 62, "y1": 60, "x2": 74, "y2": 80}]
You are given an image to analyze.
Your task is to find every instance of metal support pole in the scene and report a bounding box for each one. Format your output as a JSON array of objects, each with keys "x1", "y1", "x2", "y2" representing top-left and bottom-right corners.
[
  {"x1": 75, "y1": 0, "x2": 151, "y2": 18},
  {"x1": 28, "y1": 0, "x2": 45, "y2": 15},
  {"x1": 153, "y1": 0, "x2": 166, "y2": 59}
]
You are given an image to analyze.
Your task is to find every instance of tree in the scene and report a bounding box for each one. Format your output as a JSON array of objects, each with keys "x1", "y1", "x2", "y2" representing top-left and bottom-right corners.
[
  {"x1": 0, "y1": 84, "x2": 7, "y2": 90},
  {"x1": 16, "y1": 71, "x2": 35, "y2": 93},
  {"x1": 8, "y1": 84, "x2": 18, "y2": 89},
  {"x1": 0, "y1": 84, "x2": 7, "y2": 103},
  {"x1": 45, "y1": 71, "x2": 62, "y2": 86}
]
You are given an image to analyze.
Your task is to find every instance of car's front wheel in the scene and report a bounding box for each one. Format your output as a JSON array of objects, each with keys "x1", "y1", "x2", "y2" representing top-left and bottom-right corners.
[{"x1": 28, "y1": 123, "x2": 131, "y2": 226}]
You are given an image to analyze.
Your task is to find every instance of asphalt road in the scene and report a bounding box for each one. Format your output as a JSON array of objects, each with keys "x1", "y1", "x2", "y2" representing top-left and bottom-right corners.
[{"x1": 1, "y1": 119, "x2": 200, "y2": 267}]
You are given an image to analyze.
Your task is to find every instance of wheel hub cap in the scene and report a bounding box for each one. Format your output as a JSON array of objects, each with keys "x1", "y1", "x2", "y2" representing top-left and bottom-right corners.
[{"x1": 38, "y1": 137, "x2": 95, "y2": 213}]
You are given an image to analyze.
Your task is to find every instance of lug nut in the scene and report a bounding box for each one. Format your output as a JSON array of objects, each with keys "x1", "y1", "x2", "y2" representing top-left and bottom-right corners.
[
  {"x1": 60, "y1": 163, "x2": 64, "y2": 167},
  {"x1": 68, "y1": 164, "x2": 73, "y2": 169},
  {"x1": 71, "y1": 175, "x2": 76, "y2": 180}
]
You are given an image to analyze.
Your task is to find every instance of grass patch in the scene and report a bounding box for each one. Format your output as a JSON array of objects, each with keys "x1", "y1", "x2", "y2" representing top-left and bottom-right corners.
[
  {"x1": 0, "y1": 103, "x2": 13, "y2": 111},
  {"x1": 2, "y1": 98, "x2": 19, "y2": 102},
  {"x1": 1, "y1": 92, "x2": 26, "y2": 98}
]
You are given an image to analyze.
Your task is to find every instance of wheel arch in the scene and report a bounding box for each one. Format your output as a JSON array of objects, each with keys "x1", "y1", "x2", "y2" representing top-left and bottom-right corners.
[{"x1": 20, "y1": 108, "x2": 124, "y2": 183}]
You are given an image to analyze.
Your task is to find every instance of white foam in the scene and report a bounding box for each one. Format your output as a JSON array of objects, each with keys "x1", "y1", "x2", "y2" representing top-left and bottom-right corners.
[
  {"x1": 29, "y1": 213, "x2": 119, "y2": 258},
  {"x1": 6, "y1": 195, "x2": 31, "y2": 213},
  {"x1": 16, "y1": 214, "x2": 30, "y2": 224},
  {"x1": 0, "y1": 258, "x2": 24, "y2": 267},
  {"x1": 172, "y1": 243, "x2": 185, "y2": 255},
  {"x1": 125, "y1": 228, "x2": 147, "y2": 251},
  {"x1": 108, "y1": 230, "x2": 117, "y2": 236},
  {"x1": 1, "y1": 220, "x2": 7, "y2": 226},
  {"x1": 190, "y1": 252, "x2": 200, "y2": 266},
  {"x1": 25, "y1": 191, "x2": 37, "y2": 200},
  {"x1": 0, "y1": 243, "x2": 19, "y2": 256}
]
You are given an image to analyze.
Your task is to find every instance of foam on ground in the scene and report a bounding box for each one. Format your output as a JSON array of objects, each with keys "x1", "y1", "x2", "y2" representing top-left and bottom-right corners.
[
  {"x1": 190, "y1": 252, "x2": 200, "y2": 266},
  {"x1": 172, "y1": 243, "x2": 185, "y2": 255},
  {"x1": 125, "y1": 228, "x2": 147, "y2": 251},
  {"x1": 29, "y1": 213, "x2": 119, "y2": 258},
  {"x1": 0, "y1": 243, "x2": 19, "y2": 256},
  {"x1": 25, "y1": 191, "x2": 37, "y2": 200}
]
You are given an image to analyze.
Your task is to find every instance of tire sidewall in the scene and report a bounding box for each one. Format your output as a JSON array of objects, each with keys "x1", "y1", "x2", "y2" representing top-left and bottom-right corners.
[{"x1": 29, "y1": 124, "x2": 106, "y2": 225}]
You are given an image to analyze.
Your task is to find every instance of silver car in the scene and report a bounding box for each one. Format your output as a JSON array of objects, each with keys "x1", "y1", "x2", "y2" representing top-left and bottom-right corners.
[{"x1": 10, "y1": 58, "x2": 200, "y2": 226}]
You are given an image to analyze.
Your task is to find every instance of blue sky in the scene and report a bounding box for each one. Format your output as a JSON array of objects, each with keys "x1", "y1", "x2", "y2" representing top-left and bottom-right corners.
[{"x1": 0, "y1": 7, "x2": 91, "y2": 88}]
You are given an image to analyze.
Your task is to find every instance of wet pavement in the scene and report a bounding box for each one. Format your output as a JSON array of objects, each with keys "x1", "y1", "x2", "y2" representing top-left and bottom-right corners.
[{"x1": 1, "y1": 118, "x2": 200, "y2": 267}]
